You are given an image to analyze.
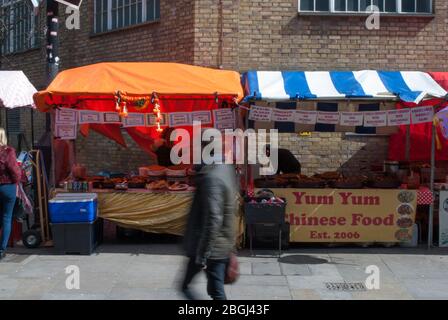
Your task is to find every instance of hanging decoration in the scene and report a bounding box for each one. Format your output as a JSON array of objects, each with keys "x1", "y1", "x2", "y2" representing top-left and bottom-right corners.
[
  {"x1": 152, "y1": 93, "x2": 163, "y2": 133},
  {"x1": 114, "y1": 91, "x2": 152, "y2": 117}
]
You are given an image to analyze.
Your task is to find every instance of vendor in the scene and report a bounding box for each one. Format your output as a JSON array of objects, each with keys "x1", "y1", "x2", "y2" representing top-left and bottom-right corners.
[
  {"x1": 266, "y1": 145, "x2": 301, "y2": 175},
  {"x1": 151, "y1": 127, "x2": 175, "y2": 167}
]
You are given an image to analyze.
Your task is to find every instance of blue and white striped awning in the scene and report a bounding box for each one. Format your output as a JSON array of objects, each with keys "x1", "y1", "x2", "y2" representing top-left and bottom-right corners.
[{"x1": 242, "y1": 70, "x2": 448, "y2": 104}]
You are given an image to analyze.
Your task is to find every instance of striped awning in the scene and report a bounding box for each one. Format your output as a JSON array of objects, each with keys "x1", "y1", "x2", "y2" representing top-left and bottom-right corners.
[
  {"x1": 0, "y1": 71, "x2": 37, "y2": 109},
  {"x1": 242, "y1": 70, "x2": 448, "y2": 104}
]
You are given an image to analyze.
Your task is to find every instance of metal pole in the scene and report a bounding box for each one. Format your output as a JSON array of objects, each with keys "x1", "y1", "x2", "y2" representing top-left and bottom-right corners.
[
  {"x1": 46, "y1": 0, "x2": 59, "y2": 188},
  {"x1": 428, "y1": 123, "x2": 436, "y2": 249},
  {"x1": 30, "y1": 108, "x2": 34, "y2": 148},
  {"x1": 244, "y1": 108, "x2": 249, "y2": 192},
  {"x1": 405, "y1": 124, "x2": 410, "y2": 161}
]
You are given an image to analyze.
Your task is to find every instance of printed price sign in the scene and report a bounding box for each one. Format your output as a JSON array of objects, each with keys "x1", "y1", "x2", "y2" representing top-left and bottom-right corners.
[
  {"x1": 364, "y1": 111, "x2": 387, "y2": 127},
  {"x1": 213, "y1": 109, "x2": 235, "y2": 130},
  {"x1": 295, "y1": 110, "x2": 317, "y2": 125},
  {"x1": 169, "y1": 112, "x2": 192, "y2": 127},
  {"x1": 411, "y1": 106, "x2": 434, "y2": 124},
  {"x1": 55, "y1": 108, "x2": 77, "y2": 124},
  {"x1": 339, "y1": 112, "x2": 364, "y2": 126},
  {"x1": 103, "y1": 112, "x2": 121, "y2": 124},
  {"x1": 122, "y1": 113, "x2": 146, "y2": 127},
  {"x1": 249, "y1": 105, "x2": 273, "y2": 122},
  {"x1": 387, "y1": 109, "x2": 411, "y2": 126},
  {"x1": 272, "y1": 109, "x2": 295, "y2": 122},
  {"x1": 192, "y1": 111, "x2": 212, "y2": 124},
  {"x1": 78, "y1": 110, "x2": 103, "y2": 124},
  {"x1": 317, "y1": 111, "x2": 339, "y2": 124},
  {"x1": 55, "y1": 124, "x2": 77, "y2": 140},
  {"x1": 146, "y1": 113, "x2": 168, "y2": 127}
]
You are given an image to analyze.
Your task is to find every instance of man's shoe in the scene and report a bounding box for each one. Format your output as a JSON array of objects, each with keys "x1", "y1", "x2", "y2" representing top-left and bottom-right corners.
[{"x1": 0, "y1": 251, "x2": 5, "y2": 261}]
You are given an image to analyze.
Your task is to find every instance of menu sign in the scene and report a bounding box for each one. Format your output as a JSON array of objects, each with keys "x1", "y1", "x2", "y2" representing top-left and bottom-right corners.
[
  {"x1": 56, "y1": 108, "x2": 77, "y2": 124},
  {"x1": 364, "y1": 111, "x2": 387, "y2": 127},
  {"x1": 339, "y1": 112, "x2": 364, "y2": 126},
  {"x1": 192, "y1": 111, "x2": 212, "y2": 124},
  {"x1": 294, "y1": 110, "x2": 317, "y2": 125},
  {"x1": 169, "y1": 112, "x2": 192, "y2": 127},
  {"x1": 147, "y1": 113, "x2": 168, "y2": 127},
  {"x1": 55, "y1": 124, "x2": 77, "y2": 140},
  {"x1": 272, "y1": 109, "x2": 295, "y2": 122},
  {"x1": 103, "y1": 112, "x2": 121, "y2": 124},
  {"x1": 213, "y1": 109, "x2": 235, "y2": 130},
  {"x1": 122, "y1": 113, "x2": 146, "y2": 127},
  {"x1": 387, "y1": 109, "x2": 411, "y2": 126},
  {"x1": 249, "y1": 105, "x2": 273, "y2": 122},
  {"x1": 411, "y1": 106, "x2": 434, "y2": 124},
  {"x1": 317, "y1": 111, "x2": 339, "y2": 124},
  {"x1": 78, "y1": 110, "x2": 103, "y2": 124}
]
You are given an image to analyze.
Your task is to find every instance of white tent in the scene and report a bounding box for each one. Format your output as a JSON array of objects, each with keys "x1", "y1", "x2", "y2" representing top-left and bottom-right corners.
[{"x1": 0, "y1": 71, "x2": 37, "y2": 109}]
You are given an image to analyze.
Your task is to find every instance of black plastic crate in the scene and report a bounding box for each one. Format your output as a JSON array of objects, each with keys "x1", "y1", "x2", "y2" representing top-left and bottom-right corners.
[
  {"x1": 249, "y1": 223, "x2": 290, "y2": 250},
  {"x1": 244, "y1": 202, "x2": 286, "y2": 225},
  {"x1": 51, "y1": 219, "x2": 103, "y2": 255}
]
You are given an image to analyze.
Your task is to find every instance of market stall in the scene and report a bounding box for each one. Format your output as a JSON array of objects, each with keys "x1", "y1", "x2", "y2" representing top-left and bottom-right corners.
[
  {"x1": 33, "y1": 62, "x2": 245, "y2": 240},
  {"x1": 241, "y1": 70, "x2": 448, "y2": 245}
]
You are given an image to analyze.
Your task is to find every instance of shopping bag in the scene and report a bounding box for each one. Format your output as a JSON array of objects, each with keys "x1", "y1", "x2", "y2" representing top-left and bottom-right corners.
[{"x1": 224, "y1": 252, "x2": 240, "y2": 284}]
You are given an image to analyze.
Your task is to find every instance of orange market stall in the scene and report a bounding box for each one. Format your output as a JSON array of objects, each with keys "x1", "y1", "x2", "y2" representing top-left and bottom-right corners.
[
  {"x1": 33, "y1": 62, "x2": 245, "y2": 248},
  {"x1": 241, "y1": 70, "x2": 448, "y2": 248}
]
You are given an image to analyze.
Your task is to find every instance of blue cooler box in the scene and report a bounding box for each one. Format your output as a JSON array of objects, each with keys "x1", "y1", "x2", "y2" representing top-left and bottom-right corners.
[{"x1": 49, "y1": 193, "x2": 98, "y2": 223}]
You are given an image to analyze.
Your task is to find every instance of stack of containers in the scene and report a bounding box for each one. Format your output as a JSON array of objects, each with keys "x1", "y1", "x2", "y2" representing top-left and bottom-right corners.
[{"x1": 49, "y1": 193, "x2": 102, "y2": 255}]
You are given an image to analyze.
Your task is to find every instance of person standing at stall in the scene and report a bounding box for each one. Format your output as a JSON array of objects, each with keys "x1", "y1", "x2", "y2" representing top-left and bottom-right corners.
[
  {"x1": 181, "y1": 142, "x2": 238, "y2": 300},
  {"x1": 0, "y1": 128, "x2": 21, "y2": 260},
  {"x1": 151, "y1": 127, "x2": 176, "y2": 167}
]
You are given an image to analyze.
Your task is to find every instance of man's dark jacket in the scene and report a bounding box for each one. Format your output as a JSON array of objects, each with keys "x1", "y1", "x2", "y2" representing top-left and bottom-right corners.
[{"x1": 183, "y1": 164, "x2": 237, "y2": 264}]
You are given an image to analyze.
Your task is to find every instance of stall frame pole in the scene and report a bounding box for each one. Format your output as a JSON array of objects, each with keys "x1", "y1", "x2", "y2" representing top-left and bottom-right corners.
[{"x1": 428, "y1": 122, "x2": 436, "y2": 249}]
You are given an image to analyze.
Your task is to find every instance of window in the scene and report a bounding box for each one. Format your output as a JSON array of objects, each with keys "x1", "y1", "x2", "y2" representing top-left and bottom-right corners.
[
  {"x1": 94, "y1": 0, "x2": 160, "y2": 34},
  {"x1": 0, "y1": 0, "x2": 38, "y2": 55},
  {"x1": 298, "y1": 0, "x2": 433, "y2": 14}
]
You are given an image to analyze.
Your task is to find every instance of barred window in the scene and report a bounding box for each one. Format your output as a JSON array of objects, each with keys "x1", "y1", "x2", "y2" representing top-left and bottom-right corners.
[
  {"x1": 0, "y1": 0, "x2": 38, "y2": 55},
  {"x1": 94, "y1": 0, "x2": 160, "y2": 34},
  {"x1": 299, "y1": 0, "x2": 433, "y2": 14}
]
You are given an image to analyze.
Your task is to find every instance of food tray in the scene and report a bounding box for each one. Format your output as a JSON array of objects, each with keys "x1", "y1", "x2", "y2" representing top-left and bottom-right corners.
[
  {"x1": 147, "y1": 170, "x2": 167, "y2": 177},
  {"x1": 290, "y1": 181, "x2": 326, "y2": 188},
  {"x1": 254, "y1": 179, "x2": 288, "y2": 188},
  {"x1": 166, "y1": 169, "x2": 187, "y2": 177},
  {"x1": 367, "y1": 180, "x2": 401, "y2": 189},
  {"x1": 331, "y1": 181, "x2": 365, "y2": 189},
  {"x1": 128, "y1": 182, "x2": 146, "y2": 189}
]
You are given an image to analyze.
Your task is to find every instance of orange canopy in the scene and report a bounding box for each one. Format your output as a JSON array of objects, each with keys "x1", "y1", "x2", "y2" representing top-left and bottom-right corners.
[{"x1": 34, "y1": 62, "x2": 244, "y2": 112}]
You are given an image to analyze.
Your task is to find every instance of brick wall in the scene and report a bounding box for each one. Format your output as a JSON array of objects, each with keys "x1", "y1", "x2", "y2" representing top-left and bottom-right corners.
[
  {"x1": 75, "y1": 130, "x2": 155, "y2": 175},
  {"x1": 278, "y1": 132, "x2": 389, "y2": 176},
  {"x1": 1, "y1": 0, "x2": 195, "y2": 158},
  {"x1": 2, "y1": 0, "x2": 445, "y2": 173},
  {"x1": 194, "y1": 0, "x2": 448, "y2": 71}
]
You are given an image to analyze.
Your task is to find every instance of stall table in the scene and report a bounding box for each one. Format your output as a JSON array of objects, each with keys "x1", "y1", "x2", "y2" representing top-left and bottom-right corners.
[{"x1": 54, "y1": 188, "x2": 245, "y2": 244}]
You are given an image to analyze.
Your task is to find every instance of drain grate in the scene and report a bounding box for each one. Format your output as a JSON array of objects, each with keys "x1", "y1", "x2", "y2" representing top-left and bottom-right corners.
[{"x1": 325, "y1": 282, "x2": 366, "y2": 291}]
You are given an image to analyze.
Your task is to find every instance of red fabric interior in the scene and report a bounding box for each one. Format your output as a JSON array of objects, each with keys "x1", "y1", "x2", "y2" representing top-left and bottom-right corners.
[{"x1": 388, "y1": 99, "x2": 448, "y2": 161}]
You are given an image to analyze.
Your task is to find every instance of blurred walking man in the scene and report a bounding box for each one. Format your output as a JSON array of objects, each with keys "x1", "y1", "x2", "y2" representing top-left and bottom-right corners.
[{"x1": 181, "y1": 156, "x2": 237, "y2": 300}]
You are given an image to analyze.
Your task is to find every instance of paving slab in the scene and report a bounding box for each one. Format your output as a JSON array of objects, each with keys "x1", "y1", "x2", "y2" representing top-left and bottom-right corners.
[
  {"x1": 280, "y1": 263, "x2": 312, "y2": 276},
  {"x1": 381, "y1": 255, "x2": 448, "y2": 279},
  {"x1": 252, "y1": 262, "x2": 282, "y2": 276},
  {"x1": 402, "y1": 278, "x2": 448, "y2": 299},
  {"x1": 290, "y1": 289, "x2": 321, "y2": 300},
  {"x1": 4, "y1": 244, "x2": 448, "y2": 300}
]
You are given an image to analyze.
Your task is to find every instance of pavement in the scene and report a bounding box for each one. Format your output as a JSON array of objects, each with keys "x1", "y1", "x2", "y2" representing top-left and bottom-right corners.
[{"x1": 2, "y1": 240, "x2": 448, "y2": 300}]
